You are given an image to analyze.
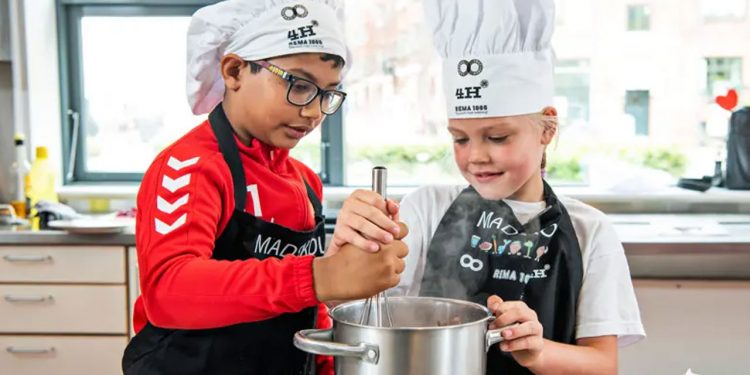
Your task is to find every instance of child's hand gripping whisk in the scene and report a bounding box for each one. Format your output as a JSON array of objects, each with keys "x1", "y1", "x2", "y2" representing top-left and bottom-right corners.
[{"x1": 359, "y1": 166, "x2": 394, "y2": 327}]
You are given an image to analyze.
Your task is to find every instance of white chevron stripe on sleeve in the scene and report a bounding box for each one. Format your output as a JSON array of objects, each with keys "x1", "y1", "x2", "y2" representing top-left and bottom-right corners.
[
  {"x1": 154, "y1": 213, "x2": 187, "y2": 235},
  {"x1": 157, "y1": 194, "x2": 189, "y2": 214},
  {"x1": 167, "y1": 156, "x2": 200, "y2": 171},
  {"x1": 162, "y1": 174, "x2": 191, "y2": 193}
]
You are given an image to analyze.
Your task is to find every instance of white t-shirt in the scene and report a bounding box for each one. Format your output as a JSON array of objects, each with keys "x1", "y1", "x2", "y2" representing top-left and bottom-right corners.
[{"x1": 394, "y1": 185, "x2": 646, "y2": 347}]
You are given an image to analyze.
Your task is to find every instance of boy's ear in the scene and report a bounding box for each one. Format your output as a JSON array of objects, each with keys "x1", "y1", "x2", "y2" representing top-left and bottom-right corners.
[{"x1": 220, "y1": 54, "x2": 245, "y2": 91}]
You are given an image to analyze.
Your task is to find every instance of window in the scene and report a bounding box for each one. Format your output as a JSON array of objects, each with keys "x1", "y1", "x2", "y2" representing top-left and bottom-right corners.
[
  {"x1": 554, "y1": 60, "x2": 590, "y2": 128},
  {"x1": 59, "y1": 0, "x2": 328, "y2": 183},
  {"x1": 624, "y1": 90, "x2": 650, "y2": 136},
  {"x1": 59, "y1": 0, "x2": 750, "y2": 189},
  {"x1": 59, "y1": 2, "x2": 212, "y2": 182},
  {"x1": 627, "y1": 4, "x2": 651, "y2": 31},
  {"x1": 341, "y1": 1, "x2": 461, "y2": 186},
  {"x1": 701, "y1": 0, "x2": 747, "y2": 22},
  {"x1": 342, "y1": 0, "x2": 750, "y2": 187},
  {"x1": 706, "y1": 57, "x2": 743, "y2": 98}
]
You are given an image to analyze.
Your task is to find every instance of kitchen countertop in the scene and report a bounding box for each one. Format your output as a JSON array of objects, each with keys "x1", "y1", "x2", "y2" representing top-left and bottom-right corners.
[
  {"x1": 0, "y1": 225, "x2": 136, "y2": 246},
  {"x1": 610, "y1": 214, "x2": 750, "y2": 250},
  {"x1": 59, "y1": 184, "x2": 750, "y2": 205},
  {"x1": 2, "y1": 214, "x2": 748, "y2": 248},
  {"x1": 608, "y1": 215, "x2": 750, "y2": 279},
  {"x1": 2, "y1": 214, "x2": 749, "y2": 279}
]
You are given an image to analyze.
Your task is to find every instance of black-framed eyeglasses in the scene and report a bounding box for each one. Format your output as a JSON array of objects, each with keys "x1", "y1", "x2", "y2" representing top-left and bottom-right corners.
[{"x1": 253, "y1": 60, "x2": 347, "y2": 115}]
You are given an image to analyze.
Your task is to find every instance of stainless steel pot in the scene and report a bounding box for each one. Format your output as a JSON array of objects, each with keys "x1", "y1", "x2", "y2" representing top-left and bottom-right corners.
[{"x1": 294, "y1": 296, "x2": 509, "y2": 375}]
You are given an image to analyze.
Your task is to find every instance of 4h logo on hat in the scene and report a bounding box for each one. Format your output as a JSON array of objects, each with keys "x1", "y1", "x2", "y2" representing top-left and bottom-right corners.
[
  {"x1": 457, "y1": 59, "x2": 483, "y2": 77},
  {"x1": 287, "y1": 17, "x2": 323, "y2": 48},
  {"x1": 288, "y1": 24, "x2": 317, "y2": 42},
  {"x1": 455, "y1": 86, "x2": 483, "y2": 100},
  {"x1": 281, "y1": 4, "x2": 308, "y2": 20}
]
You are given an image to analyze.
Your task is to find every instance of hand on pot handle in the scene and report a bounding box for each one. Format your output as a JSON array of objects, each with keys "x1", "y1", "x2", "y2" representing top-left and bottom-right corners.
[
  {"x1": 314, "y1": 223, "x2": 409, "y2": 302},
  {"x1": 487, "y1": 295, "x2": 545, "y2": 369}
]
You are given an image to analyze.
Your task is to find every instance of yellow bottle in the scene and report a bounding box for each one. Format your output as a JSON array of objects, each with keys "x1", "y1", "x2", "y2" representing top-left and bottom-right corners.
[
  {"x1": 27, "y1": 146, "x2": 58, "y2": 229},
  {"x1": 10, "y1": 134, "x2": 31, "y2": 218}
]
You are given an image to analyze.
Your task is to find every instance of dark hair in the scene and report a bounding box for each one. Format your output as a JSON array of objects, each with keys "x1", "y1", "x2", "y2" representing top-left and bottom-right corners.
[
  {"x1": 320, "y1": 53, "x2": 345, "y2": 69},
  {"x1": 247, "y1": 53, "x2": 345, "y2": 74},
  {"x1": 248, "y1": 61, "x2": 263, "y2": 74}
]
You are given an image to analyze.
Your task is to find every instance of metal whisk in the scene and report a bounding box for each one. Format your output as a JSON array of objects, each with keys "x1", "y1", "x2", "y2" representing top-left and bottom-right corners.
[{"x1": 359, "y1": 166, "x2": 394, "y2": 327}]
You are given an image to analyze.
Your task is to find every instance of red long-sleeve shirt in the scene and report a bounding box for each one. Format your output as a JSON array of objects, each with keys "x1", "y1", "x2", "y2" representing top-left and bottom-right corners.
[{"x1": 132, "y1": 119, "x2": 332, "y2": 374}]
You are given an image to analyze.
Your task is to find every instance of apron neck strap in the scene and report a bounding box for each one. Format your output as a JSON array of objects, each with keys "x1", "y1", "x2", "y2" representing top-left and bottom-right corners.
[
  {"x1": 303, "y1": 181, "x2": 322, "y2": 217},
  {"x1": 209, "y1": 104, "x2": 248, "y2": 212}
]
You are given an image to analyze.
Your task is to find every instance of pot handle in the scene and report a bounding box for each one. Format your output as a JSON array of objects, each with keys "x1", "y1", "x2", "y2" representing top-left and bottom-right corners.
[
  {"x1": 294, "y1": 328, "x2": 380, "y2": 365},
  {"x1": 485, "y1": 319, "x2": 520, "y2": 352}
]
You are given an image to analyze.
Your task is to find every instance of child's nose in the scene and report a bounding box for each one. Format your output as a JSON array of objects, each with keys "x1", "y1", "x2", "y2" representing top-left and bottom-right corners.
[
  {"x1": 468, "y1": 143, "x2": 490, "y2": 163},
  {"x1": 300, "y1": 98, "x2": 323, "y2": 120}
]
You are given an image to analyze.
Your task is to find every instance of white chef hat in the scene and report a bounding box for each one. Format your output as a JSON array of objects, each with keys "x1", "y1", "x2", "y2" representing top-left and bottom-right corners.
[
  {"x1": 424, "y1": 0, "x2": 555, "y2": 119},
  {"x1": 186, "y1": 0, "x2": 350, "y2": 115}
]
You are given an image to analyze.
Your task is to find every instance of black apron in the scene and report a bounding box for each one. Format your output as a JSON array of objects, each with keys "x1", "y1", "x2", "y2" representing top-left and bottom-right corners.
[
  {"x1": 419, "y1": 183, "x2": 583, "y2": 375},
  {"x1": 122, "y1": 104, "x2": 326, "y2": 375}
]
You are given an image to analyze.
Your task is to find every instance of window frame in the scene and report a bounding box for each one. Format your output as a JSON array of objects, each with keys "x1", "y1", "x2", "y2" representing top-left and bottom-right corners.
[
  {"x1": 57, "y1": 0, "x2": 345, "y2": 185},
  {"x1": 554, "y1": 58, "x2": 591, "y2": 126},
  {"x1": 626, "y1": 4, "x2": 651, "y2": 31},
  {"x1": 705, "y1": 56, "x2": 743, "y2": 98}
]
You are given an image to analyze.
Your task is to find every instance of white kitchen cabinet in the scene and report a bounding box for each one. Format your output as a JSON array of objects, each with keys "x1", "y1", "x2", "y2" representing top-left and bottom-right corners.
[
  {"x1": 0, "y1": 336, "x2": 126, "y2": 375},
  {"x1": 0, "y1": 0, "x2": 10, "y2": 61},
  {"x1": 620, "y1": 280, "x2": 750, "y2": 375},
  {"x1": 0, "y1": 284, "x2": 127, "y2": 334},
  {"x1": 0, "y1": 246, "x2": 126, "y2": 283},
  {"x1": 0, "y1": 245, "x2": 130, "y2": 375}
]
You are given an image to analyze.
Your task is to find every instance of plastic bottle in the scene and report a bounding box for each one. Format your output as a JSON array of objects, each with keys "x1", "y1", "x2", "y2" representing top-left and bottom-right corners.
[
  {"x1": 27, "y1": 146, "x2": 58, "y2": 228},
  {"x1": 9, "y1": 134, "x2": 31, "y2": 218}
]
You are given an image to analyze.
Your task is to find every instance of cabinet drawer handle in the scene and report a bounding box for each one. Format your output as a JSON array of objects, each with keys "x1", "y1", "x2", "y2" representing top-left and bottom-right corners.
[
  {"x1": 3, "y1": 255, "x2": 53, "y2": 263},
  {"x1": 3, "y1": 294, "x2": 54, "y2": 303},
  {"x1": 6, "y1": 346, "x2": 56, "y2": 354}
]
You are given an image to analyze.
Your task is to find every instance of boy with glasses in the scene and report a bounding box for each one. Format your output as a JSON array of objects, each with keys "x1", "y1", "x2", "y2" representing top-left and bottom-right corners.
[{"x1": 122, "y1": 1, "x2": 407, "y2": 374}]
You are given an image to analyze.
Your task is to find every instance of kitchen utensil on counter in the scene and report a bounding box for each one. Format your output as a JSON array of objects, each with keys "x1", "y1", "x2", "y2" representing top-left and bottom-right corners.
[
  {"x1": 0, "y1": 204, "x2": 28, "y2": 226},
  {"x1": 295, "y1": 296, "x2": 514, "y2": 375},
  {"x1": 359, "y1": 166, "x2": 393, "y2": 327},
  {"x1": 677, "y1": 177, "x2": 712, "y2": 192},
  {"x1": 676, "y1": 160, "x2": 726, "y2": 192},
  {"x1": 33, "y1": 200, "x2": 84, "y2": 230},
  {"x1": 46, "y1": 218, "x2": 133, "y2": 234}
]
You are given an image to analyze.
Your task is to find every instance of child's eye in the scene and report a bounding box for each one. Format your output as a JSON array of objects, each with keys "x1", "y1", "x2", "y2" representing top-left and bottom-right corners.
[
  {"x1": 452, "y1": 138, "x2": 468, "y2": 145},
  {"x1": 291, "y1": 81, "x2": 315, "y2": 93},
  {"x1": 488, "y1": 136, "x2": 508, "y2": 143}
]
